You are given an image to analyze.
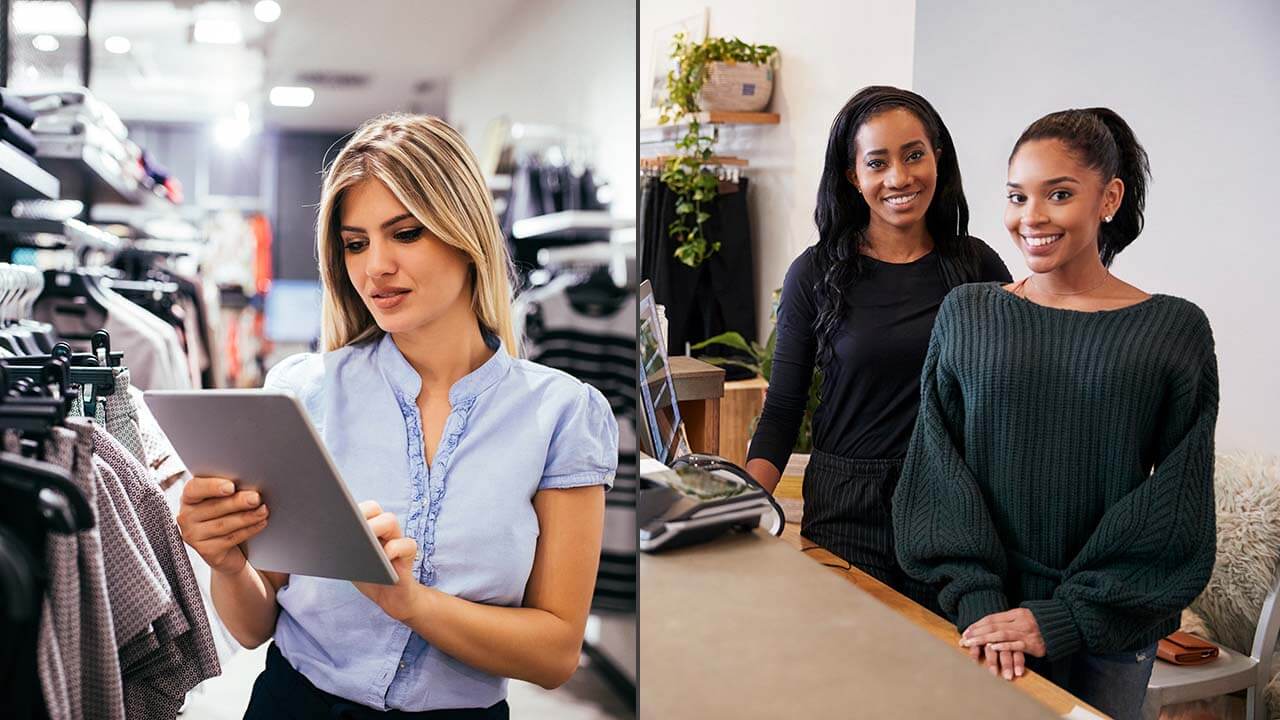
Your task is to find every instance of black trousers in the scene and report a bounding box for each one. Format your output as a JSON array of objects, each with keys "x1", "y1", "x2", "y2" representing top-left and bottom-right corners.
[
  {"x1": 801, "y1": 449, "x2": 942, "y2": 615},
  {"x1": 641, "y1": 176, "x2": 757, "y2": 375},
  {"x1": 244, "y1": 643, "x2": 510, "y2": 720}
]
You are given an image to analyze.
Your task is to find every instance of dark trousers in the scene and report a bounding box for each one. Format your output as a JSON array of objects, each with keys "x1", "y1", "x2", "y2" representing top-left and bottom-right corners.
[
  {"x1": 641, "y1": 176, "x2": 757, "y2": 375},
  {"x1": 801, "y1": 450, "x2": 942, "y2": 615},
  {"x1": 244, "y1": 643, "x2": 510, "y2": 720}
]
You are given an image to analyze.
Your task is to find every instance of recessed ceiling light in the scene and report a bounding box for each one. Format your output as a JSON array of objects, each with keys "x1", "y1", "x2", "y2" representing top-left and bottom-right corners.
[
  {"x1": 193, "y1": 18, "x2": 242, "y2": 45},
  {"x1": 254, "y1": 0, "x2": 281, "y2": 23},
  {"x1": 32, "y1": 34, "x2": 60, "y2": 52},
  {"x1": 13, "y1": 1, "x2": 85, "y2": 36},
  {"x1": 214, "y1": 115, "x2": 251, "y2": 148},
  {"x1": 269, "y1": 86, "x2": 314, "y2": 108},
  {"x1": 104, "y1": 35, "x2": 131, "y2": 54}
]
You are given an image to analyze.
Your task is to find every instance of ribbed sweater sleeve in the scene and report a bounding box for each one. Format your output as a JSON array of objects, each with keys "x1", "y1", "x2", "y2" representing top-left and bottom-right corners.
[
  {"x1": 748, "y1": 250, "x2": 818, "y2": 472},
  {"x1": 892, "y1": 299, "x2": 1010, "y2": 631},
  {"x1": 1025, "y1": 338, "x2": 1219, "y2": 660}
]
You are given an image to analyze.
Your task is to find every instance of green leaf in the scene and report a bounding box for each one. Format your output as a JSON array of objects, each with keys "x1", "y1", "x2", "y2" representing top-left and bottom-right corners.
[
  {"x1": 694, "y1": 357, "x2": 763, "y2": 376},
  {"x1": 696, "y1": 211, "x2": 711, "y2": 223},
  {"x1": 690, "y1": 332, "x2": 754, "y2": 356},
  {"x1": 676, "y1": 202, "x2": 694, "y2": 215}
]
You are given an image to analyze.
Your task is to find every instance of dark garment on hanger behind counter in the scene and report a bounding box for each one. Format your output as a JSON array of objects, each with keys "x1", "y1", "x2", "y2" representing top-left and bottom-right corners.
[{"x1": 641, "y1": 176, "x2": 756, "y2": 378}]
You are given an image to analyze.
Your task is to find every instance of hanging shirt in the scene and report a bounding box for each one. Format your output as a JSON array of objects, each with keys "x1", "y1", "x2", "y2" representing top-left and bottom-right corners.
[{"x1": 265, "y1": 332, "x2": 617, "y2": 712}]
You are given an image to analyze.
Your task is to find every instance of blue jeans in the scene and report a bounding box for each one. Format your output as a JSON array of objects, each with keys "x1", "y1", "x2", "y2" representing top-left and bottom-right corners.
[{"x1": 1028, "y1": 642, "x2": 1158, "y2": 720}]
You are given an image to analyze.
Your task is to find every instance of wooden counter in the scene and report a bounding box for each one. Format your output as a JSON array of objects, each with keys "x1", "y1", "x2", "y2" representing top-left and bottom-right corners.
[
  {"x1": 779, "y1": 524, "x2": 1112, "y2": 719},
  {"x1": 640, "y1": 529, "x2": 1062, "y2": 719},
  {"x1": 668, "y1": 355, "x2": 724, "y2": 455}
]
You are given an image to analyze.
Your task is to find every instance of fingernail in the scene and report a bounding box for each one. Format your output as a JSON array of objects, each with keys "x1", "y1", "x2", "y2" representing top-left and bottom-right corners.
[
  {"x1": 246, "y1": 492, "x2": 260, "y2": 506},
  {"x1": 221, "y1": 483, "x2": 234, "y2": 495},
  {"x1": 1016, "y1": 668, "x2": 1024, "y2": 677},
  {"x1": 257, "y1": 505, "x2": 269, "y2": 514},
  {"x1": 1004, "y1": 670, "x2": 1012, "y2": 680}
]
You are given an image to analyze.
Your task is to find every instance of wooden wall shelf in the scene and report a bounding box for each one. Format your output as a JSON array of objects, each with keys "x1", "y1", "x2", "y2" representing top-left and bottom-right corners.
[
  {"x1": 641, "y1": 111, "x2": 780, "y2": 132},
  {"x1": 639, "y1": 155, "x2": 749, "y2": 171}
]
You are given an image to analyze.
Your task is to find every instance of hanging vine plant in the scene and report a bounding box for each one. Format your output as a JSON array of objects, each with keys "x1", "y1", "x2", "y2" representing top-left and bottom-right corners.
[{"x1": 657, "y1": 33, "x2": 777, "y2": 267}]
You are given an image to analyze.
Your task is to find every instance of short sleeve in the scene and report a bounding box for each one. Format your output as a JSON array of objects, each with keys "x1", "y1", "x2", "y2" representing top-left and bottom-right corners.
[
  {"x1": 262, "y1": 353, "x2": 325, "y2": 430},
  {"x1": 263, "y1": 353, "x2": 315, "y2": 394},
  {"x1": 539, "y1": 382, "x2": 618, "y2": 491}
]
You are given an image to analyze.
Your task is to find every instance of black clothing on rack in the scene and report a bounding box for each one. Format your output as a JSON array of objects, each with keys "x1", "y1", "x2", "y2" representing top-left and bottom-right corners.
[
  {"x1": 500, "y1": 161, "x2": 608, "y2": 274},
  {"x1": 0, "y1": 88, "x2": 37, "y2": 128},
  {"x1": 640, "y1": 175, "x2": 757, "y2": 377},
  {"x1": 1, "y1": 114, "x2": 39, "y2": 157}
]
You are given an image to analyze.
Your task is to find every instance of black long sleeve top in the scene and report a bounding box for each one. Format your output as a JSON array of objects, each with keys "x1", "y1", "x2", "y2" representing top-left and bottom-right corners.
[{"x1": 747, "y1": 239, "x2": 1011, "y2": 471}]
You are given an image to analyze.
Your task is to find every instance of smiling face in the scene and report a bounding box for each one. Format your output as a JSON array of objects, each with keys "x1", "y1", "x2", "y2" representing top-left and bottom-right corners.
[
  {"x1": 338, "y1": 178, "x2": 475, "y2": 338},
  {"x1": 1004, "y1": 139, "x2": 1124, "y2": 274},
  {"x1": 845, "y1": 107, "x2": 939, "y2": 234}
]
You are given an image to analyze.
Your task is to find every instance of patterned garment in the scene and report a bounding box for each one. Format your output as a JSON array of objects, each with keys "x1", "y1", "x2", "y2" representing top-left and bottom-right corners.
[
  {"x1": 37, "y1": 422, "x2": 128, "y2": 720},
  {"x1": 103, "y1": 370, "x2": 146, "y2": 466},
  {"x1": 89, "y1": 449, "x2": 171, "y2": 649},
  {"x1": 91, "y1": 426, "x2": 220, "y2": 718},
  {"x1": 129, "y1": 385, "x2": 190, "y2": 490}
]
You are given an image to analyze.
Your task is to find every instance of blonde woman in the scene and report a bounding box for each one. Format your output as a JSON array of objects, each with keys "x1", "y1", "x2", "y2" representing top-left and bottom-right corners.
[{"x1": 176, "y1": 114, "x2": 617, "y2": 718}]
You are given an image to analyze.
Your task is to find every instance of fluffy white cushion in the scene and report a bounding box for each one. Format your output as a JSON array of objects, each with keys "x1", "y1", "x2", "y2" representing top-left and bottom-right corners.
[{"x1": 1179, "y1": 452, "x2": 1280, "y2": 719}]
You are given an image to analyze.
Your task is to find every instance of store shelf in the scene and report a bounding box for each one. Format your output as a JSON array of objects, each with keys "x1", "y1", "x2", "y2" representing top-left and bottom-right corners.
[
  {"x1": 34, "y1": 136, "x2": 172, "y2": 209},
  {"x1": 511, "y1": 210, "x2": 634, "y2": 240},
  {"x1": 639, "y1": 154, "x2": 748, "y2": 171},
  {"x1": 0, "y1": 216, "x2": 122, "y2": 252},
  {"x1": 0, "y1": 141, "x2": 60, "y2": 204},
  {"x1": 641, "y1": 111, "x2": 780, "y2": 130}
]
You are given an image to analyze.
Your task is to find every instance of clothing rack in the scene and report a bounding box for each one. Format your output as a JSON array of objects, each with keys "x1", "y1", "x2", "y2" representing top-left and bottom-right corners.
[
  {"x1": 512, "y1": 210, "x2": 634, "y2": 240},
  {"x1": 639, "y1": 154, "x2": 748, "y2": 183}
]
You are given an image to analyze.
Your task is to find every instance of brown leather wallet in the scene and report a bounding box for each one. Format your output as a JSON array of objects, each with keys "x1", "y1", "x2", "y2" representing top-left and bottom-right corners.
[{"x1": 1157, "y1": 631, "x2": 1220, "y2": 665}]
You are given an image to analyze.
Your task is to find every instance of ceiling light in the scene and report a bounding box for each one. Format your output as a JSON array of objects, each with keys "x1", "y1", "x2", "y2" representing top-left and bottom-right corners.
[
  {"x1": 32, "y1": 34, "x2": 60, "y2": 52},
  {"x1": 214, "y1": 115, "x2": 250, "y2": 148},
  {"x1": 269, "y1": 86, "x2": 314, "y2": 108},
  {"x1": 193, "y1": 18, "x2": 243, "y2": 45},
  {"x1": 254, "y1": 0, "x2": 281, "y2": 23},
  {"x1": 13, "y1": 1, "x2": 85, "y2": 36},
  {"x1": 104, "y1": 35, "x2": 131, "y2": 54}
]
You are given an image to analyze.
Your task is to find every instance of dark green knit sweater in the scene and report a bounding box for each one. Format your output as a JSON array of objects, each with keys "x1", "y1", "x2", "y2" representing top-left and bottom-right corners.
[{"x1": 892, "y1": 282, "x2": 1218, "y2": 661}]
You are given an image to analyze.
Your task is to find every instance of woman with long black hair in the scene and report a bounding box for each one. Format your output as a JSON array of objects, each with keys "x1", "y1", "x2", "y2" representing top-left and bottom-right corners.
[
  {"x1": 892, "y1": 108, "x2": 1217, "y2": 720},
  {"x1": 745, "y1": 86, "x2": 1010, "y2": 611}
]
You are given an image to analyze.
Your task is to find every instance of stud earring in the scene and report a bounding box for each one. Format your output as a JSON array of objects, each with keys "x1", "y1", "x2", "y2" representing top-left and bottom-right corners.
[{"x1": 1103, "y1": 215, "x2": 1113, "y2": 223}]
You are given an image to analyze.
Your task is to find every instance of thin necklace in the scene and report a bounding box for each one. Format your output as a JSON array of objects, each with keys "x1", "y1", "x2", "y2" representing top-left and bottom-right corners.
[{"x1": 1024, "y1": 269, "x2": 1111, "y2": 297}]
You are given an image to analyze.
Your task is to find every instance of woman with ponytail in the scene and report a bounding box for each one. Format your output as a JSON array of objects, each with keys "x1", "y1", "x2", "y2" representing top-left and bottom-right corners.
[
  {"x1": 893, "y1": 108, "x2": 1217, "y2": 720},
  {"x1": 745, "y1": 86, "x2": 1010, "y2": 611}
]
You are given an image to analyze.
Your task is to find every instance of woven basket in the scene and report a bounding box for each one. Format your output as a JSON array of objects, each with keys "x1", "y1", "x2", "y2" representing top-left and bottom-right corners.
[{"x1": 697, "y1": 61, "x2": 774, "y2": 112}]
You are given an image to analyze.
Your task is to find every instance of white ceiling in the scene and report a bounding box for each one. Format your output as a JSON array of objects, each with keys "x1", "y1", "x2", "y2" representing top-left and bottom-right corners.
[{"x1": 85, "y1": 0, "x2": 525, "y2": 131}]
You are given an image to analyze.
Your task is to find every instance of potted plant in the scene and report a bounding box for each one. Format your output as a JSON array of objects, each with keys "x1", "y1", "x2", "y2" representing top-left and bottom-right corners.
[{"x1": 657, "y1": 33, "x2": 777, "y2": 268}]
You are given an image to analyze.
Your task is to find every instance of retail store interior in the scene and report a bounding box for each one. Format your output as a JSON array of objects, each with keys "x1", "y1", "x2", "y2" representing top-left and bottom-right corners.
[{"x1": 0, "y1": 0, "x2": 635, "y2": 717}]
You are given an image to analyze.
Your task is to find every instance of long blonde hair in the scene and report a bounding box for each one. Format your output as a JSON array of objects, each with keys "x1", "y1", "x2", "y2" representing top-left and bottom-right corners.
[{"x1": 316, "y1": 113, "x2": 518, "y2": 354}]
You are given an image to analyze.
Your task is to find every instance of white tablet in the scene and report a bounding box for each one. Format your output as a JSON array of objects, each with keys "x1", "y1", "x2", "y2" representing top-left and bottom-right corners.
[{"x1": 144, "y1": 390, "x2": 397, "y2": 585}]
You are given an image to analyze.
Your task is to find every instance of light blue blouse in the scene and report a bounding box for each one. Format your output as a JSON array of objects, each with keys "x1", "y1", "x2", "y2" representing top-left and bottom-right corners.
[{"x1": 263, "y1": 332, "x2": 617, "y2": 711}]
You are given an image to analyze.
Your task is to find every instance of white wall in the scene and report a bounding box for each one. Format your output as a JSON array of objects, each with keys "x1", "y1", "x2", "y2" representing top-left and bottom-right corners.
[
  {"x1": 447, "y1": 0, "x2": 637, "y2": 221},
  {"x1": 913, "y1": 0, "x2": 1280, "y2": 454},
  {"x1": 640, "y1": 0, "x2": 917, "y2": 342}
]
